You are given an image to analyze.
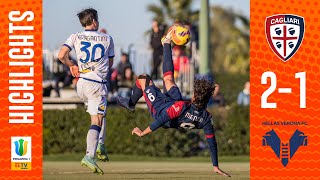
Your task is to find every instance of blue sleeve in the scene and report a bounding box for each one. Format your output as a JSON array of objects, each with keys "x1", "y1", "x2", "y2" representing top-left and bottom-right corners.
[
  {"x1": 203, "y1": 117, "x2": 218, "y2": 166},
  {"x1": 206, "y1": 135, "x2": 218, "y2": 166},
  {"x1": 149, "y1": 115, "x2": 170, "y2": 131}
]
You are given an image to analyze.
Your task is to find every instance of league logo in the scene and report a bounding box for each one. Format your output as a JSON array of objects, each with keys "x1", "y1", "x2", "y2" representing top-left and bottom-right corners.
[
  {"x1": 11, "y1": 136, "x2": 32, "y2": 170},
  {"x1": 14, "y1": 139, "x2": 29, "y2": 156},
  {"x1": 262, "y1": 129, "x2": 307, "y2": 167},
  {"x1": 265, "y1": 14, "x2": 305, "y2": 62}
]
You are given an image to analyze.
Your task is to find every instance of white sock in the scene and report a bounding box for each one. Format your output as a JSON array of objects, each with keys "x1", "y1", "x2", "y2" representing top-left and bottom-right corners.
[
  {"x1": 98, "y1": 117, "x2": 106, "y2": 144},
  {"x1": 86, "y1": 125, "x2": 101, "y2": 157}
]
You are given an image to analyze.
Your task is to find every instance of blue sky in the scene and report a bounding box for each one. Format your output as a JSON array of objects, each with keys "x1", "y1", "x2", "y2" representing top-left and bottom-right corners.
[{"x1": 43, "y1": 0, "x2": 249, "y2": 73}]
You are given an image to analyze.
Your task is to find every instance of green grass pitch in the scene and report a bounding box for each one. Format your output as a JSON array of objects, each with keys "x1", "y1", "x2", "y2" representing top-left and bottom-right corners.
[{"x1": 43, "y1": 154, "x2": 249, "y2": 179}]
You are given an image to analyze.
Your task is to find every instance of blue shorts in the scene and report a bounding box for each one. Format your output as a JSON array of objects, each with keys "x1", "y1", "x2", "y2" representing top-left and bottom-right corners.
[{"x1": 143, "y1": 85, "x2": 182, "y2": 116}]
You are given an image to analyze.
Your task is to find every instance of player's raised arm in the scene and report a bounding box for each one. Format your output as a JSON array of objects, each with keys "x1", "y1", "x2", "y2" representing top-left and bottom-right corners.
[{"x1": 203, "y1": 118, "x2": 231, "y2": 177}]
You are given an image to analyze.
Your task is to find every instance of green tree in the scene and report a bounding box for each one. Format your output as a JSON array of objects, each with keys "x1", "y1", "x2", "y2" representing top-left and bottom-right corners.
[
  {"x1": 147, "y1": 0, "x2": 198, "y2": 24},
  {"x1": 147, "y1": 1, "x2": 249, "y2": 74},
  {"x1": 210, "y1": 6, "x2": 250, "y2": 74}
]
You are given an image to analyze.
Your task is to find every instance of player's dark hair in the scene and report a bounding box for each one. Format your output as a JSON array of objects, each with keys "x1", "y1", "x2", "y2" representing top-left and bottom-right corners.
[
  {"x1": 77, "y1": 8, "x2": 98, "y2": 27},
  {"x1": 193, "y1": 77, "x2": 216, "y2": 109}
]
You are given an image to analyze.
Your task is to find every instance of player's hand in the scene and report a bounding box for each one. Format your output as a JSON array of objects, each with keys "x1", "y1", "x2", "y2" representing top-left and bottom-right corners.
[
  {"x1": 213, "y1": 166, "x2": 231, "y2": 177},
  {"x1": 161, "y1": 26, "x2": 175, "y2": 45},
  {"x1": 69, "y1": 65, "x2": 80, "y2": 77},
  {"x1": 132, "y1": 127, "x2": 143, "y2": 137}
]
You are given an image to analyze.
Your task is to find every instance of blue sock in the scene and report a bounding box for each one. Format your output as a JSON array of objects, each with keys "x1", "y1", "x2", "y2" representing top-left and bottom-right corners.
[
  {"x1": 129, "y1": 81, "x2": 143, "y2": 106},
  {"x1": 163, "y1": 43, "x2": 174, "y2": 77}
]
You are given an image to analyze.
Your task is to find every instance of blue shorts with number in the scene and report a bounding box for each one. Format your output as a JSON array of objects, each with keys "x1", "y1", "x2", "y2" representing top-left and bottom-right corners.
[{"x1": 143, "y1": 85, "x2": 183, "y2": 117}]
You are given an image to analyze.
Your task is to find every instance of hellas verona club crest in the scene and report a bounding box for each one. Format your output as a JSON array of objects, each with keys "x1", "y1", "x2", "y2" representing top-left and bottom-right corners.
[{"x1": 265, "y1": 14, "x2": 305, "y2": 62}]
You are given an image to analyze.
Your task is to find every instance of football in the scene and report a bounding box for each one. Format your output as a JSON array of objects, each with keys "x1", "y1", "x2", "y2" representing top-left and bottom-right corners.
[{"x1": 171, "y1": 25, "x2": 191, "y2": 46}]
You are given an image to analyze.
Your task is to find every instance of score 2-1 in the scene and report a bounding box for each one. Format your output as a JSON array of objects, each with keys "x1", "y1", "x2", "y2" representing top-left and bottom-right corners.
[{"x1": 261, "y1": 71, "x2": 306, "y2": 109}]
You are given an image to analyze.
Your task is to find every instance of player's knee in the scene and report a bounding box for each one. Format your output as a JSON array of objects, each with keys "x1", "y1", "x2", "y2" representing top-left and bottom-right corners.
[
  {"x1": 163, "y1": 74, "x2": 174, "y2": 82},
  {"x1": 91, "y1": 115, "x2": 102, "y2": 126}
]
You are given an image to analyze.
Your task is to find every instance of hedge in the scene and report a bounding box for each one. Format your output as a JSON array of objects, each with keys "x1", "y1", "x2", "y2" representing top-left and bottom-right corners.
[
  {"x1": 214, "y1": 73, "x2": 250, "y2": 104},
  {"x1": 44, "y1": 105, "x2": 249, "y2": 157}
]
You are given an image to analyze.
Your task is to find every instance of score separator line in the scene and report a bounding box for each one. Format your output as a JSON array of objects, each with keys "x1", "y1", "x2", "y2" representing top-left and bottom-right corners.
[{"x1": 278, "y1": 88, "x2": 292, "y2": 93}]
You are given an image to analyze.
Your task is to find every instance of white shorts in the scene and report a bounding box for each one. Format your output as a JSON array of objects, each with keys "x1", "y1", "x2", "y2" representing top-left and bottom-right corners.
[{"x1": 76, "y1": 78, "x2": 108, "y2": 116}]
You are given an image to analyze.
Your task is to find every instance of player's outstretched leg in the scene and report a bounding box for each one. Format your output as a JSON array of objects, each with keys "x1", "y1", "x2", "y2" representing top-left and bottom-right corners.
[
  {"x1": 117, "y1": 74, "x2": 153, "y2": 112},
  {"x1": 96, "y1": 116, "x2": 109, "y2": 162},
  {"x1": 162, "y1": 33, "x2": 177, "y2": 91},
  {"x1": 116, "y1": 79, "x2": 142, "y2": 112}
]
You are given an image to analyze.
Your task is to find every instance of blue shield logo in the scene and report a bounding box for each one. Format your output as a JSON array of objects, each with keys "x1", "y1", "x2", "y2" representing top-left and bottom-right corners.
[{"x1": 262, "y1": 129, "x2": 307, "y2": 167}]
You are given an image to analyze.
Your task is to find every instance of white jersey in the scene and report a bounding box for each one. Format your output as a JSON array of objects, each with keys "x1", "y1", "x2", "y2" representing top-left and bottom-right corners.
[{"x1": 64, "y1": 30, "x2": 114, "y2": 81}]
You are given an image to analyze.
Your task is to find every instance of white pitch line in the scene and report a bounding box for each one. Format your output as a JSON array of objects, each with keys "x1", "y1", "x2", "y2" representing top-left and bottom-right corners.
[
  {"x1": 46, "y1": 171, "x2": 92, "y2": 175},
  {"x1": 46, "y1": 168, "x2": 211, "y2": 175}
]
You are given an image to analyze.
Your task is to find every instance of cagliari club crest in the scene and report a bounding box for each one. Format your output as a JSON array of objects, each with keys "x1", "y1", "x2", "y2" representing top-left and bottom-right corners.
[{"x1": 265, "y1": 14, "x2": 305, "y2": 62}]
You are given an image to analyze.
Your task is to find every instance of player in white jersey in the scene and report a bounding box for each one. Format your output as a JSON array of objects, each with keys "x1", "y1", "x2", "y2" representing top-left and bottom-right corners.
[{"x1": 58, "y1": 8, "x2": 113, "y2": 175}]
